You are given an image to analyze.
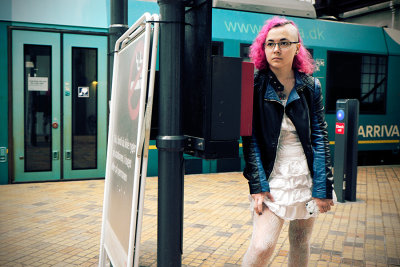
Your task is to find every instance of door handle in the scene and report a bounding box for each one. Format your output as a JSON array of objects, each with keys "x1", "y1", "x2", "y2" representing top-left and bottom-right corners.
[
  {"x1": 0, "y1": 147, "x2": 7, "y2": 162},
  {"x1": 65, "y1": 150, "x2": 71, "y2": 160},
  {"x1": 52, "y1": 122, "x2": 59, "y2": 129}
]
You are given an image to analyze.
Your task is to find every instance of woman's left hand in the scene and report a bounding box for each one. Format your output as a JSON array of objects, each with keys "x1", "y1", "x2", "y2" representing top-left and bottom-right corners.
[{"x1": 313, "y1": 198, "x2": 334, "y2": 213}]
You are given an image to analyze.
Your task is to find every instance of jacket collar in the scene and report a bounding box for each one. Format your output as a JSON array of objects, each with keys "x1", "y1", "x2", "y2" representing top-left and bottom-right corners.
[{"x1": 263, "y1": 70, "x2": 305, "y2": 105}]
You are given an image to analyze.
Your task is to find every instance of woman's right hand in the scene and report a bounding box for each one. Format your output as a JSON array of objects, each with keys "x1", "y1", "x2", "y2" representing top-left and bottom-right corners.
[{"x1": 251, "y1": 192, "x2": 274, "y2": 215}]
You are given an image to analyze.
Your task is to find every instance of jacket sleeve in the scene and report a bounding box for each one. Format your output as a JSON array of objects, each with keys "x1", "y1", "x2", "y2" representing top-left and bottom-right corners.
[
  {"x1": 310, "y1": 78, "x2": 334, "y2": 199},
  {"x1": 242, "y1": 133, "x2": 270, "y2": 194},
  {"x1": 242, "y1": 73, "x2": 270, "y2": 195}
]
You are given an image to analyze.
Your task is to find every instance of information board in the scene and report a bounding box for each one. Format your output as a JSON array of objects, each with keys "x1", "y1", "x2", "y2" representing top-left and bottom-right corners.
[
  {"x1": 99, "y1": 13, "x2": 159, "y2": 267},
  {"x1": 28, "y1": 76, "x2": 48, "y2": 91}
]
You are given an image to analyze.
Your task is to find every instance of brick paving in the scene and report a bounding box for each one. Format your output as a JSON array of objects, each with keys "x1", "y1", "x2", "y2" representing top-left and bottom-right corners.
[{"x1": 0, "y1": 165, "x2": 399, "y2": 266}]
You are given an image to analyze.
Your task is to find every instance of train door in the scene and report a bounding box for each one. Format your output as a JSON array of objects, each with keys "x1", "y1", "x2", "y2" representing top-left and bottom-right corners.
[
  {"x1": 11, "y1": 30, "x2": 107, "y2": 182},
  {"x1": 62, "y1": 34, "x2": 107, "y2": 179}
]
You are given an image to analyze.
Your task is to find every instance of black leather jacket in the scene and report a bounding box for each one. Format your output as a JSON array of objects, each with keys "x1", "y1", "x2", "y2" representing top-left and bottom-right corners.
[{"x1": 242, "y1": 69, "x2": 333, "y2": 199}]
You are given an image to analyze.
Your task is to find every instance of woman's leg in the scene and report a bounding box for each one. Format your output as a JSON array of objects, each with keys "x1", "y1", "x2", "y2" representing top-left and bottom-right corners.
[
  {"x1": 288, "y1": 217, "x2": 315, "y2": 267},
  {"x1": 242, "y1": 206, "x2": 284, "y2": 267}
]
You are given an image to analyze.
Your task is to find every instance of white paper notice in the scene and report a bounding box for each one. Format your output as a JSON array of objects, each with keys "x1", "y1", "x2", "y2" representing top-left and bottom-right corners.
[{"x1": 28, "y1": 77, "x2": 48, "y2": 91}]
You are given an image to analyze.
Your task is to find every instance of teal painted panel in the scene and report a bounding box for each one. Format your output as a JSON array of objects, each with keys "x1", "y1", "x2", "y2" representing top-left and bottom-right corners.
[
  {"x1": 0, "y1": 22, "x2": 10, "y2": 184},
  {"x1": 212, "y1": 9, "x2": 388, "y2": 54},
  {"x1": 223, "y1": 40, "x2": 240, "y2": 57},
  {"x1": 212, "y1": 9, "x2": 266, "y2": 43},
  {"x1": 147, "y1": 141, "x2": 158, "y2": 177},
  {"x1": 128, "y1": 1, "x2": 159, "y2": 26},
  {"x1": 0, "y1": 0, "x2": 107, "y2": 28},
  {"x1": 386, "y1": 56, "x2": 400, "y2": 115}
]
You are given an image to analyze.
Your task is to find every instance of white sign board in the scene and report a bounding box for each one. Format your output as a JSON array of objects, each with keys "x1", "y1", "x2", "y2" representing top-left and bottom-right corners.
[
  {"x1": 28, "y1": 76, "x2": 48, "y2": 91},
  {"x1": 99, "y1": 13, "x2": 159, "y2": 267}
]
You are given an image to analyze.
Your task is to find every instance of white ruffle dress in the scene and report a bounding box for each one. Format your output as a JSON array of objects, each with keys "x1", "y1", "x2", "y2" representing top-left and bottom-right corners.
[{"x1": 253, "y1": 101, "x2": 317, "y2": 220}]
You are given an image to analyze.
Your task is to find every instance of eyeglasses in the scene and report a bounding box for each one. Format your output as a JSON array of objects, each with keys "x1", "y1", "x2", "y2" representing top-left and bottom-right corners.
[{"x1": 264, "y1": 41, "x2": 299, "y2": 50}]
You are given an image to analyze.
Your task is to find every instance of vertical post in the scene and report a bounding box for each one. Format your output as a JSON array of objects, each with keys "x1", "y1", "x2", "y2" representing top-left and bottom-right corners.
[
  {"x1": 333, "y1": 99, "x2": 359, "y2": 202},
  {"x1": 333, "y1": 100, "x2": 347, "y2": 203},
  {"x1": 108, "y1": 0, "x2": 128, "y2": 97},
  {"x1": 344, "y1": 99, "x2": 359, "y2": 201},
  {"x1": 156, "y1": 0, "x2": 185, "y2": 266}
]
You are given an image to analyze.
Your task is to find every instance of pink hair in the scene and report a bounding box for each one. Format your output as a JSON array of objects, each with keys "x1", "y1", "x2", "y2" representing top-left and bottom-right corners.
[{"x1": 249, "y1": 16, "x2": 314, "y2": 74}]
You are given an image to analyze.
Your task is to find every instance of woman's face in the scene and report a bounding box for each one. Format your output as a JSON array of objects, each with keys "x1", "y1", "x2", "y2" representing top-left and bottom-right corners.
[{"x1": 264, "y1": 24, "x2": 300, "y2": 72}]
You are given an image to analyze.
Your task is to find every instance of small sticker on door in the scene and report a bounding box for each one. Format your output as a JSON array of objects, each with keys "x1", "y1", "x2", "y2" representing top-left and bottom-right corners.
[{"x1": 78, "y1": 87, "x2": 89, "y2": 98}]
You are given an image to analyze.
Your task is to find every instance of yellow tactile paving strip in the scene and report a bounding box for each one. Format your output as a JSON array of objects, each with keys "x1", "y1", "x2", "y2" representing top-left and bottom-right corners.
[{"x1": 0, "y1": 166, "x2": 399, "y2": 266}]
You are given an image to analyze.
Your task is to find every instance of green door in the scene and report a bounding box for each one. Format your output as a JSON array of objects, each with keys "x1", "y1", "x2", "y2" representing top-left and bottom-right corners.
[
  {"x1": 62, "y1": 34, "x2": 107, "y2": 179},
  {"x1": 12, "y1": 30, "x2": 107, "y2": 182}
]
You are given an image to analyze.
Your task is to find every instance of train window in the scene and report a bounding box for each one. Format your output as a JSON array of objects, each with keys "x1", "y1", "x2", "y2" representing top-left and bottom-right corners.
[
  {"x1": 240, "y1": 43, "x2": 251, "y2": 62},
  {"x1": 212, "y1": 41, "x2": 224, "y2": 56},
  {"x1": 326, "y1": 51, "x2": 387, "y2": 114}
]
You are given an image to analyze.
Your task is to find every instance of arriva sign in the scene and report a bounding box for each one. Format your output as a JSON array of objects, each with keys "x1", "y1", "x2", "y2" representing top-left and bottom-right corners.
[{"x1": 358, "y1": 124, "x2": 400, "y2": 138}]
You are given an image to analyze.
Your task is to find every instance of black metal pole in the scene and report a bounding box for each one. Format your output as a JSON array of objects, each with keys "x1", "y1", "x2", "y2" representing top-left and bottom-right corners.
[
  {"x1": 156, "y1": 0, "x2": 185, "y2": 266},
  {"x1": 108, "y1": 0, "x2": 128, "y2": 98}
]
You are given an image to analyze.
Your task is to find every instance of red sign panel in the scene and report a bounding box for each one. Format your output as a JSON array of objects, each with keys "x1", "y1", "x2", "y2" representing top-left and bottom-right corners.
[
  {"x1": 336, "y1": 122, "x2": 345, "y2": 134},
  {"x1": 240, "y1": 61, "x2": 254, "y2": 136}
]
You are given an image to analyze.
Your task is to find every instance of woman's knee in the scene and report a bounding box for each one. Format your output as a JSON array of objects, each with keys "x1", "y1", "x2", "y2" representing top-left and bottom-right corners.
[{"x1": 251, "y1": 240, "x2": 276, "y2": 258}]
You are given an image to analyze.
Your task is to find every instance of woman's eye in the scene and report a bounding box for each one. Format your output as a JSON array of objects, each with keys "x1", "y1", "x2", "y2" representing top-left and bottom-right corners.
[{"x1": 280, "y1": 42, "x2": 290, "y2": 47}]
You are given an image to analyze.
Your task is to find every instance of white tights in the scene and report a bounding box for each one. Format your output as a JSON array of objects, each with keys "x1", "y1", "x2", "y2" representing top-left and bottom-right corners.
[{"x1": 242, "y1": 205, "x2": 315, "y2": 267}]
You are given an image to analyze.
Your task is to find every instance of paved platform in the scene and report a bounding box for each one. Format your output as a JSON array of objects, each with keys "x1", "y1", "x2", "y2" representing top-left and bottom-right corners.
[{"x1": 0, "y1": 165, "x2": 399, "y2": 267}]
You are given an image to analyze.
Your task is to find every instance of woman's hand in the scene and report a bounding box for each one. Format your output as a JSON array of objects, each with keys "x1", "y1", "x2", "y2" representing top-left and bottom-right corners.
[
  {"x1": 251, "y1": 192, "x2": 275, "y2": 215},
  {"x1": 313, "y1": 197, "x2": 334, "y2": 213}
]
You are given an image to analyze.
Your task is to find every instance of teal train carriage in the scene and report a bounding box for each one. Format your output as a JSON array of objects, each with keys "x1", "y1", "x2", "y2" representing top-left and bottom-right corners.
[{"x1": 135, "y1": 1, "x2": 400, "y2": 176}]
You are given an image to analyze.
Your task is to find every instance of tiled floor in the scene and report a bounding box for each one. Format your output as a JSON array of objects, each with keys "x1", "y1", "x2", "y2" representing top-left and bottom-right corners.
[{"x1": 0, "y1": 165, "x2": 399, "y2": 266}]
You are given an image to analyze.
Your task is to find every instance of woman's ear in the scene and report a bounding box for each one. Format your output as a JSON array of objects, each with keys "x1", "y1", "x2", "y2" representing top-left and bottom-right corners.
[{"x1": 295, "y1": 43, "x2": 301, "y2": 55}]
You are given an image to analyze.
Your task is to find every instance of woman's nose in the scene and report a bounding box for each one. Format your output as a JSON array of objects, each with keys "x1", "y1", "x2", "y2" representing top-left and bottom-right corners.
[{"x1": 273, "y1": 44, "x2": 281, "y2": 52}]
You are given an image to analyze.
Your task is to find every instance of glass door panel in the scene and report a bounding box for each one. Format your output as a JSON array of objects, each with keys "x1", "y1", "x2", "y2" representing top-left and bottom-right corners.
[
  {"x1": 63, "y1": 34, "x2": 107, "y2": 179},
  {"x1": 24, "y1": 45, "x2": 52, "y2": 171},
  {"x1": 12, "y1": 30, "x2": 61, "y2": 182},
  {"x1": 71, "y1": 47, "x2": 98, "y2": 170}
]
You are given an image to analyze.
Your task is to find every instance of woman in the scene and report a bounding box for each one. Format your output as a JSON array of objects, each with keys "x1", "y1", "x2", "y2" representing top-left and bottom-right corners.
[{"x1": 242, "y1": 16, "x2": 334, "y2": 266}]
